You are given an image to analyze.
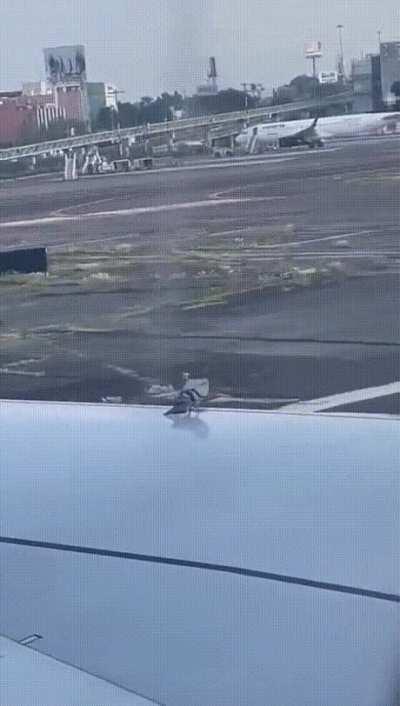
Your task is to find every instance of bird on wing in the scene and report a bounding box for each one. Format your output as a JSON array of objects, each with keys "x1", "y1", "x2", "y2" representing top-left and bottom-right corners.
[{"x1": 164, "y1": 373, "x2": 209, "y2": 416}]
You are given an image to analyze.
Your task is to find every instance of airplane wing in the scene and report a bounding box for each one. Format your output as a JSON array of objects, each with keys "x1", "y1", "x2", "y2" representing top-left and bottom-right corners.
[
  {"x1": 1, "y1": 635, "x2": 157, "y2": 705},
  {"x1": 1, "y1": 400, "x2": 398, "y2": 706}
]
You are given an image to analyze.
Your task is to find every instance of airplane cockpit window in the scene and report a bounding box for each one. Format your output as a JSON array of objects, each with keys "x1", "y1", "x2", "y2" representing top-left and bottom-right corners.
[{"x1": 1, "y1": 1, "x2": 399, "y2": 705}]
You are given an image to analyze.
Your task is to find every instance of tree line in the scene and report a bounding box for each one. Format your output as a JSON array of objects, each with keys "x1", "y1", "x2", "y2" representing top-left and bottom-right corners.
[
  {"x1": 94, "y1": 76, "x2": 354, "y2": 131},
  {"x1": 94, "y1": 89, "x2": 258, "y2": 131}
]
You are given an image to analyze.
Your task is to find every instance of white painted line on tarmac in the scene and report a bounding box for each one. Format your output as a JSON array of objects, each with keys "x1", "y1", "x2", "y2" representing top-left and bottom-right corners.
[
  {"x1": 51, "y1": 233, "x2": 142, "y2": 249},
  {"x1": 263, "y1": 230, "x2": 374, "y2": 249},
  {"x1": 210, "y1": 187, "x2": 286, "y2": 201},
  {"x1": 48, "y1": 231, "x2": 394, "y2": 253},
  {"x1": 0, "y1": 196, "x2": 278, "y2": 229},
  {"x1": 198, "y1": 226, "x2": 376, "y2": 250},
  {"x1": 279, "y1": 381, "x2": 400, "y2": 413},
  {"x1": 52, "y1": 193, "x2": 285, "y2": 218},
  {"x1": 248, "y1": 251, "x2": 400, "y2": 258},
  {"x1": 51, "y1": 196, "x2": 125, "y2": 216}
]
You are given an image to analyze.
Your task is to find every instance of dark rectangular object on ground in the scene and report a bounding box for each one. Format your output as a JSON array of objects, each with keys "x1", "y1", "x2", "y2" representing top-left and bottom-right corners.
[{"x1": 0, "y1": 247, "x2": 47, "y2": 275}]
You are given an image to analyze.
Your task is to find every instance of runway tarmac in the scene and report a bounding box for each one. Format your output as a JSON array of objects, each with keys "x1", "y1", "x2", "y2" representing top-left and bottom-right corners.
[{"x1": 1, "y1": 136, "x2": 399, "y2": 411}]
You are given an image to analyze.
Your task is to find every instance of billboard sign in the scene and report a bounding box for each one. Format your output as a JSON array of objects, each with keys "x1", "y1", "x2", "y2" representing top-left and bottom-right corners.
[
  {"x1": 305, "y1": 41, "x2": 322, "y2": 58},
  {"x1": 44, "y1": 45, "x2": 87, "y2": 85},
  {"x1": 319, "y1": 71, "x2": 338, "y2": 85}
]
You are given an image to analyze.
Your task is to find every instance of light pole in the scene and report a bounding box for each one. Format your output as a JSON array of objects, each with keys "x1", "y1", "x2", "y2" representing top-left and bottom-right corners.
[
  {"x1": 337, "y1": 24, "x2": 345, "y2": 82},
  {"x1": 377, "y1": 30, "x2": 382, "y2": 51},
  {"x1": 241, "y1": 83, "x2": 249, "y2": 110},
  {"x1": 110, "y1": 107, "x2": 119, "y2": 131},
  {"x1": 110, "y1": 88, "x2": 125, "y2": 130}
]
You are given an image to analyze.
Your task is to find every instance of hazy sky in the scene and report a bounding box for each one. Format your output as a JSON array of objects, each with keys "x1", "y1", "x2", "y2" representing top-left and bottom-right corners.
[{"x1": 0, "y1": 0, "x2": 398, "y2": 100}]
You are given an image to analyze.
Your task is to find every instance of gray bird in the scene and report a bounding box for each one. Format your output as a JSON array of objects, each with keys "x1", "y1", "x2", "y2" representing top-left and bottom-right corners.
[{"x1": 165, "y1": 374, "x2": 209, "y2": 417}]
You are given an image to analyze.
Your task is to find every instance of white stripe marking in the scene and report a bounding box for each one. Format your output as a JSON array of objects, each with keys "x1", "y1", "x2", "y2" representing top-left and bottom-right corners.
[
  {"x1": 0, "y1": 197, "x2": 273, "y2": 229},
  {"x1": 264, "y1": 230, "x2": 373, "y2": 249},
  {"x1": 280, "y1": 381, "x2": 400, "y2": 413}
]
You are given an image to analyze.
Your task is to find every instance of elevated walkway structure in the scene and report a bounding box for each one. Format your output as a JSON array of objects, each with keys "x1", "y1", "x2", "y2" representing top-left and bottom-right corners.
[{"x1": 0, "y1": 92, "x2": 353, "y2": 162}]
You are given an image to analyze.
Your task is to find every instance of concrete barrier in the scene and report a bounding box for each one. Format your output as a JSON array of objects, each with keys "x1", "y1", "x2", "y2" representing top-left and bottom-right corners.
[{"x1": 0, "y1": 247, "x2": 48, "y2": 275}]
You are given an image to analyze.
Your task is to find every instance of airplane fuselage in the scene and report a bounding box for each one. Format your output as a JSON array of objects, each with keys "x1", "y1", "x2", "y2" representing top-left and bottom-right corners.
[{"x1": 236, "y1": 112, "x2": 400, "y2": 152}]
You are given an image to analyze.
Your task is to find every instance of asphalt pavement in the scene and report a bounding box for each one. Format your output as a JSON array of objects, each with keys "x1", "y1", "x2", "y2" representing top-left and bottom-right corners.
[{"x1": 1, "y1": 137, "x2": 399, "y2": 411}]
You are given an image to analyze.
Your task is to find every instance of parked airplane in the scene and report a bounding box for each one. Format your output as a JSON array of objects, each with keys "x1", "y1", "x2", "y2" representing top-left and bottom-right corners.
[{"x1": 236, "y1": 112, "x2": 400, "y2": 152}]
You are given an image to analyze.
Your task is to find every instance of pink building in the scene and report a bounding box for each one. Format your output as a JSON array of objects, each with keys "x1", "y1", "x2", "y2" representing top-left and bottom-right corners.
[
  {"x1": 0, "y1": 99, "x2": 36, "y2": 146},
  {"x1": 0, "y1": 92, "x2": 66, "y2": 146}
]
